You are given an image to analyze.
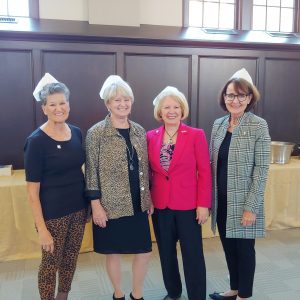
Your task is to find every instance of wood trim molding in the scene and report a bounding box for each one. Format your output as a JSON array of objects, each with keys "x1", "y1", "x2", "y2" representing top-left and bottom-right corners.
[{"x1": 0, "y1": 19, "x2": 300, "y2": 51}]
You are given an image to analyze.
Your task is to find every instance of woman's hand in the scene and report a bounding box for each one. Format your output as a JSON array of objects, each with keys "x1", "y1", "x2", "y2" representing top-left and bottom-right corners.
[
  {"x1": 91, "y1": 200, "x2": 108, "y2": 228},
  {"x1": 26, "y1": 182, "x2": 54, "y2": 253},
  {"x1": 147, "y1": 203, "x2": 154, "y2": 215},
  {"x1": 39, "y1": 229, "x2": 54, "y2": 254},
  {"x1": 196, "y1": 207, "x2": 209, "y2": 225},
  {"x1": 241, "y1": 210, "x2": 256, "y2": 226}
]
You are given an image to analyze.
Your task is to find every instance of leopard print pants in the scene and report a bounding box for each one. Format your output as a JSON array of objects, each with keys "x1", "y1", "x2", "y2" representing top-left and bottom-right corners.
[{"x1": 38, "y1": 208, "x2": 86, "y2": 300}]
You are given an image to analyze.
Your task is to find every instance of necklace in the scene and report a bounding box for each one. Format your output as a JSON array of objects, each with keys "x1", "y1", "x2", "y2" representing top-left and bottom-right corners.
[
  {"x1": 164, "y1": 127, "x2": 178, "y2": 144},
  {"x1": 118, "y1": 128, "x2": 135, "y2": 171},
  {"x1": 125, "y1": 143, "x2": 135, "y2": 171}
]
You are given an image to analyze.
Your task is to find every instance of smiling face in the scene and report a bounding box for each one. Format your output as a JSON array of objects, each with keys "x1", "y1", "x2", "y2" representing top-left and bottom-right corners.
[
  {"x1": 224, "y1": 82, "x2": 252, "y2": 118},
  {"x1": 160, "y1": 96, "x2": 182, "y2": 126},
  {"x1": 42, "y1": 93, "x2": 70, "y2": 124},
  {"x1": 106, "y1": 92, "x2": 132, "y2": 120}
]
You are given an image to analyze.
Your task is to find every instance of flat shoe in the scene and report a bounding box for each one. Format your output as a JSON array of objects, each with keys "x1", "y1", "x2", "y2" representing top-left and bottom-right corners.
[
  {"x1": 209, "y1": 292, "x2": 237, "y2": 300},
  {"x1": 129, "y1": 292, "x2": 144, "y2": 300},
  {"x1": 113, "y1": 294, "x2": 125, "y2": 300}
]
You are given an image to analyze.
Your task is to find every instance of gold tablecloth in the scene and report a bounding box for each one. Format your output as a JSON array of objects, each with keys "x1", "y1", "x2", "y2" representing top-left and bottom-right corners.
[
  {"x1": 265, "y1": 157, "x2": 300, "y2": 230},
  {"x1": 1, "y1": 158, "x2": 300, "y2": 261},
  {"x1": 0, "y1": 170, "x2": 93, "y2": 262}
]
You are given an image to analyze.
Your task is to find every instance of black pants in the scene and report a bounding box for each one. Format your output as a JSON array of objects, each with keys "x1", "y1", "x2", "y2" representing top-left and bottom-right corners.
[
  {"x1": 152, "y1": 208, "x2": 206, "y2": 300},
  {"x1": 217, "y1": 198, "x2": 255, "y2": 298}
]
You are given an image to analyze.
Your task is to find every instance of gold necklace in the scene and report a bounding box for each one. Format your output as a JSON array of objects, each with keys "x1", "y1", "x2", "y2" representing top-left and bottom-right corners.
[{"x1": 164, "y1": 128, "x2": 178, "y2": 144}]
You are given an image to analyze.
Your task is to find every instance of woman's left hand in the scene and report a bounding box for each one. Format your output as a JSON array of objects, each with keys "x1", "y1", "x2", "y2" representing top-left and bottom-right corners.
[
  {"x1": 196, "y1": 207, "x2": 209, "y2": 225},
  {"x1": 147, "y1": 203, "x2": 154, "y2": 215},
  {"x1": 241, "y1": 210, "x2": 256, "y2": 226}
]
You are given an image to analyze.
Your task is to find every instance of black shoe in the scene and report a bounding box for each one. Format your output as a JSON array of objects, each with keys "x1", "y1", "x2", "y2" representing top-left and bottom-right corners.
[
  {"x1": 113, "y1": 294, "x2": 125, "y2": 300},
  {"x1": 129, "y1": 292, "x2": 144, "y2": 300},
  {"x1": 209, "y1": 292, "x2": 237, "y2": 300},
  {"x1": 162, "y1": 295, "x2": 181, "y2": 300}
]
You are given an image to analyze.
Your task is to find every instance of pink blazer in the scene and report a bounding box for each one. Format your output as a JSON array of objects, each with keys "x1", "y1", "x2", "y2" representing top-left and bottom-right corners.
[{"x1": 147, "y1": 123, "x2": 212, "y2": 210}]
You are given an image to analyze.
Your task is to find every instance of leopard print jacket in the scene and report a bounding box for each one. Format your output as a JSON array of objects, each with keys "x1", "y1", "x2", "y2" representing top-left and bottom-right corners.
[{"x1": 85, "y1": 115, "x2": 151, "y2": 219}]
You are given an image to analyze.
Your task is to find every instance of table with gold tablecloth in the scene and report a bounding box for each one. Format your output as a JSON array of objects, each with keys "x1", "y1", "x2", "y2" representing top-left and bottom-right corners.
[
  {"x1": 265, "y1": 157, "x2": 300, "y2": 230},
  {"x1": 0, "y1": 170, "x2": 214, "y2": 261},
  {"x1": 0, "y1": 170, "x2": 93, "y2": 262},
  {"x1": 1, "y1": 158, "x2": 300, "y2": 261}
]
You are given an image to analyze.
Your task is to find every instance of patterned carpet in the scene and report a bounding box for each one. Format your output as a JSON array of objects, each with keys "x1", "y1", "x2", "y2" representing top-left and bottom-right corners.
[{"x1": 1, "y1": 228, "x2": 300, "y2": 300}]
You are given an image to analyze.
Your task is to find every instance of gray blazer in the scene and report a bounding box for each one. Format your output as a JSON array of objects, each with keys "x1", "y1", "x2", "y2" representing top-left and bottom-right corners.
[
  {"x1": 85, "y1": 115, "x2": 151, "y2": 219},
  {"x1": 210, "y1": 112, "x2": 271, "y2": 238}
]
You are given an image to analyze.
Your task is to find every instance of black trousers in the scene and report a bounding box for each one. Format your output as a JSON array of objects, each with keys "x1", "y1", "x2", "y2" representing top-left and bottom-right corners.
[
  {"x1": 217, "y1": 197, "x2": 256, "y2": 298},
  {"x1": 152, "y1": 208, "x2": 206, "y2": 300}
]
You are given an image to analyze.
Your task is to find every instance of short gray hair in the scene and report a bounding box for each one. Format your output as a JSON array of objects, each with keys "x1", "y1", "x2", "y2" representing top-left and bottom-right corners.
[
  {"x1": 100, "y1": 75, "x2": 134, "y2": 104},
  {"x1": 39, "y1": 82, "x2": 70, "y2": 105}
]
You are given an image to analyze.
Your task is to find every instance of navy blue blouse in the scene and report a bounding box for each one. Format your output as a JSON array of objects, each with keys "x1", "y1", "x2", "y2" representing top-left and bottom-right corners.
[{"x1": 24, "y1": 124, "x2": 87, "y2": 220}]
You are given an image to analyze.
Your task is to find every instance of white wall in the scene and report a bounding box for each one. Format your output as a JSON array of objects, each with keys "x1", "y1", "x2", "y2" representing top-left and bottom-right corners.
[
  {"x1": 140, "y1": 0, "x2": 182, "y2": 26},
  {"x1": 39, "y1": 0, "x2": 88, "y2": 21},
  {"x1": 88, "y1": 0, "x2": 140, "y2": 26},
  {"x1": 39, "y1": 0, "x2": 182, "y2": 27}
]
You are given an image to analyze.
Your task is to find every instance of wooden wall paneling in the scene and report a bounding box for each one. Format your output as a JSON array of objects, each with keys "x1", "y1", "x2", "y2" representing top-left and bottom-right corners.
[
  {"x1": 1, "y1": 36, "x2": 300, "y2": 168},
  {"x1": 255, "y1": 55, "x2": 266, "y2": 117},
  {"x1": 0, "y1": 50, "x2": 35, "y2": 169},
  {"x1": 41, "y1": 50, "x2": 117, "y2": 135},
  {"x1": 32, "y1": 49, "x2": 45, "y2": 127},
  {"x1": 124, "y1": 53, "x2": 192, "y2": 131},
  {"x1": 190, "y1": 54, "x2": 199, "y2": 128},
  {"x1": 197, "y1": 56, "x2": 259, "y2": 140},
  {"x1": 264, "y1": 58, "x2": 300, "y2": 146}
]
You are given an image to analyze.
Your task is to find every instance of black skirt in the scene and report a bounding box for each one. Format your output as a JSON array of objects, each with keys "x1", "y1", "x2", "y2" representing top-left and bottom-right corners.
[{"x1": 93, "y1": 211, "x2": 152, "y2": 254}]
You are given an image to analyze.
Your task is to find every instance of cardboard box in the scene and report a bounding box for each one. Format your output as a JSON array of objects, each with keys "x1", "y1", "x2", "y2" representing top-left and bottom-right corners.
[{"x1": 0, "y1": 165, "x2": 13, "y2": 176}]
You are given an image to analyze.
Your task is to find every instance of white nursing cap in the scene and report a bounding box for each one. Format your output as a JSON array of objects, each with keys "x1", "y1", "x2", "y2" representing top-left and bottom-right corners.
[
  {"x1": 153, "y1": 86, "x2": 185, "y2": 106},
  {"x1": 230, "y1": 68, "x2": 253, "y2": 85},
  {"x1": 99, "y1": 75, "x2": 133, "y2": 101},
  {"x1": 33, "y1": 73, "x2": 58, "y2": 101}
]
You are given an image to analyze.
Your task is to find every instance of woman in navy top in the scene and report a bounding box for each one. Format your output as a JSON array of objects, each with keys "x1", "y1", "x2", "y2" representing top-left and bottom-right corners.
[{"x1": 24, "y1": 74, "x2": 87, "y2": 300}]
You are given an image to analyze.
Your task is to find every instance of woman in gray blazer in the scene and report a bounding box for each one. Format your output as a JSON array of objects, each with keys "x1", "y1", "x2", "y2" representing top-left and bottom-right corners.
[{"x1": 209, "y1": 68, "x2": 271, "y2": 300}]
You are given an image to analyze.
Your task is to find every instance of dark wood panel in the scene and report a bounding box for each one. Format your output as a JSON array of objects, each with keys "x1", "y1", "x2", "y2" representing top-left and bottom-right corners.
[
  {"x1": 125, "y1": 54, "x2": 191, "y2": 131},
  {"x1": 41, "y1": 51, "x2": 116, "y2": 135},
  {"x1": 264, "y1": 58, "x2": 300, "y2": 148},
  {"x1": 1, "y1": 36, "x2": 300, "y2": 169},
  {"x1": 198, "y1": 57, "x2": 258, "y2": 140},
  {"x1": 0, "y1": 50, "x2": 34, "y2": 169}
]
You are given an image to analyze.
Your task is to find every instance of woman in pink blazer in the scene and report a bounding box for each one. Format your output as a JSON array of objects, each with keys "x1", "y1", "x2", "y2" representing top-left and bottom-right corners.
[{"x1": 147, "y1": 86, "x2": 212, "y2": 300}]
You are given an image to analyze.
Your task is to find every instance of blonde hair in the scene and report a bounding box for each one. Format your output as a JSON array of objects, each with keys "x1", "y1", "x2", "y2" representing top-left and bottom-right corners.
[{"x1": 153, "y1": 86, "x2": 189, "y2": 122}]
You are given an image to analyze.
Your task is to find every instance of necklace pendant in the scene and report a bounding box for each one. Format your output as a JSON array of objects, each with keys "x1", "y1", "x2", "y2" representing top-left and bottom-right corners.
[
  {"x1": 57, "y1": 145, "x2": 61, "y2": 149},
  {"x1": 129, "y1": 163, "x2": 134, "y2": 171}
]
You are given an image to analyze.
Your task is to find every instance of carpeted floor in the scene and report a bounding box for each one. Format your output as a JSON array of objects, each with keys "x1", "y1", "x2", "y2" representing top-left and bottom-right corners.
[{"x1": 1, "y1": 228, "x2": 300, "y2": 300}]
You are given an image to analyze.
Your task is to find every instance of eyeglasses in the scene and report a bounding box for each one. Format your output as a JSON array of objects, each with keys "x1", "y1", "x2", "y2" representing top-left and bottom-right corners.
[{"x1": 224, "y1": 93, "x2": 249, "y2": 102}]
